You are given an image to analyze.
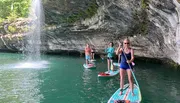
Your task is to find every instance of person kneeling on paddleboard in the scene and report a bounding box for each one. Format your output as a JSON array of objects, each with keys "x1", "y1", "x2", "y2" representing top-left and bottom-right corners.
[
  {"x1": 116, "y1": 38, "x2": 134, "y2": 96},
  {"x1": 85, "y1": 44, "x2": 91, "y2": 65},
  {"x1": 105, "y1": 42, "x2": 115, "y2": 72}
]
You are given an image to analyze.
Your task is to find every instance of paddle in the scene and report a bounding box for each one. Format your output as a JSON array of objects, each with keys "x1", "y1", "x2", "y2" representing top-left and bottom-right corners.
[
  {"x1": 100, "y1": 54, "x2": 105, "y2": 60},
  {"x1": 122, "y1": 50, "x2": 140, "y2": 88}
]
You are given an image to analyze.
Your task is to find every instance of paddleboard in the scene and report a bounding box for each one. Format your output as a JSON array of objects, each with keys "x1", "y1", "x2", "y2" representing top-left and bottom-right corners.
[
  {"x1": 98, "y1": 69, "x2": 119, "y2": 77},
  {"x1": 113, "y1": 62, "x2": 120, "y2": 67},
  {"x1": 83, "y1": 63, "x2": 96, "y2": 69},
  {"x1": 107, "y1": 84, "x2": 142, "y2": 103}
]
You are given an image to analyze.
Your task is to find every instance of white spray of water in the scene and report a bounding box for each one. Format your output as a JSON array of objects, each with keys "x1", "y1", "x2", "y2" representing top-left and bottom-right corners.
[
  {"x1": 25, "y1": 0, "x2": 44, "y2": 61},
  {"x1": 16, "y1": 0, "x2": 48, "y2": 69}
]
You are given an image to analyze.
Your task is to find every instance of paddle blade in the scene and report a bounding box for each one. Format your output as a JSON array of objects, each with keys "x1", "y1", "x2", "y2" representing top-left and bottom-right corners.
[{"x1": 132, "y1": 62, "x2": 135, "y2": 66}]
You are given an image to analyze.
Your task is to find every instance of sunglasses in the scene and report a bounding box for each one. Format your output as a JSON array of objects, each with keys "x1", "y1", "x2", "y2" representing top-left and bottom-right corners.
[{"x1": 124, "y1": 42, "x2": 129, "y2": 44}]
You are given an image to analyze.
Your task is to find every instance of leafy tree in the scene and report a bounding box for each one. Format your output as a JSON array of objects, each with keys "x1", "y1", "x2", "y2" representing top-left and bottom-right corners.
[{"x1": 0, "y1": 0, "x2": 30, "y2": 20}]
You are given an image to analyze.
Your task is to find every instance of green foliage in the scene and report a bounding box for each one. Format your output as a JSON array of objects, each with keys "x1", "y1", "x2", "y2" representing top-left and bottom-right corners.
[
  {"x1": 8, "y1": 25, "x2": 29, "y2": 34},
  {"x1": 128, "y1": 7, "x2": 149, "y2": 36},
  {"x1": 7, "y1": 12, "x2": 18, "y2": 22},
  {"x1": 64, "y1": 1, "x2": 98, "y2": 23},
  {"x1": 0, "y1": 17, "x2": 4, "y2": 24},
  {"x1": 141, "y1": 0, "x2": 148, "y2": 9},
  {"x1": 128, "y1": 0, "x2": 149, "y2": 35},
  {"x1": 0, "y1": 0, "x2": 31, "y2": 20},
  {"x1": 21, "y1": 26, "x2": 28, "y2": 32},
  {"x1": 8, "y1": 25, "x2": 17, "y2": 33}
]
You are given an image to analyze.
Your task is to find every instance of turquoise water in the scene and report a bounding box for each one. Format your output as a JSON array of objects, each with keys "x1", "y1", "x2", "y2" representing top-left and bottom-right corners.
[{"x1": 0, "y1": 53, "x2": 180, "y2": 103}]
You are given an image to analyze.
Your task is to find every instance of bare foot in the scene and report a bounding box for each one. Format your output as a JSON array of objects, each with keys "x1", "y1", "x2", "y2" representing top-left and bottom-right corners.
[
  {"x1": 132, "y1": 92, "x2": 134, "y2": 96},
  {"x1": 119, "y1": 89, "x2": 123, "y2": 95},
  {"x1": 119, "y1": 91, "x2": 122, "y2": 95}
]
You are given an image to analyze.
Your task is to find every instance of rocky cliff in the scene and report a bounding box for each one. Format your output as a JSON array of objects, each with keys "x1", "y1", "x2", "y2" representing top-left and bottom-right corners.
[{"x1": 1, "y1": 0, "x2": 180, "y2": 64}]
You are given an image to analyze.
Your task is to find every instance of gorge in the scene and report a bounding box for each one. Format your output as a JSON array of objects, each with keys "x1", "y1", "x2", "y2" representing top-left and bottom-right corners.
[{"x1": 0, "y1": 0, "x2": 180, "y2": 65}]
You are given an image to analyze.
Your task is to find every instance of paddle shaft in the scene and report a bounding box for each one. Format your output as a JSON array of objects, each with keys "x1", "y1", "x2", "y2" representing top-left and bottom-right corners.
[{"x1": 122, "y1": 50, "x2": 140, "y2": 88}]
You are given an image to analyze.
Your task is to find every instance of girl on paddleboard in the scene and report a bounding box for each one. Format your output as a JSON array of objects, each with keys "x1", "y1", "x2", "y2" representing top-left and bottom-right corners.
[
  {"x1": 105, "y1": 42, "x2": 115, "y2": 72},
  {"x1": 85, "y1": 44, "x2": 91, "y2": 65},
  {"x1": 116, "y1": 38, "x2": 135, "y2": 96}
]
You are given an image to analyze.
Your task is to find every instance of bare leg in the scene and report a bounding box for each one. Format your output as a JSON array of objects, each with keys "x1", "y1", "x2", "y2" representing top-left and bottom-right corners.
[
  {"x1": 127, "y1": 69, "x2": 134, "y2": 96},
  {"x1": 110, "y1": 59, "x2": 114, "y2": 71},
  {"x1": 118, "y1": 55, "x2": 120, "y2": 63},
  {"x1": 120, "y1": 69, "x2": 126, "y2": 95},
  {"x1": 91, "y1": 53, "x2": 93, "y2": 60},
  {"x1": 107, "y1": 59, "x2": 110, "y2": 72},
  {"x1": 86, "y1": 59, "x2": 88, "y2": 65}
]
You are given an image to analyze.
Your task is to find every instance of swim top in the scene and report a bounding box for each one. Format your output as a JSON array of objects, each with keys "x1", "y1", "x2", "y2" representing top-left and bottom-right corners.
[
  {"x1": 120, "y1": 50, "x2": 132, "y2": 69},
  {"x1": 85, "y1": 47, "x2": 91, "y2": 55},
  {"x1": 105, "y1": 47, "x2": 115, "y2": 58}
]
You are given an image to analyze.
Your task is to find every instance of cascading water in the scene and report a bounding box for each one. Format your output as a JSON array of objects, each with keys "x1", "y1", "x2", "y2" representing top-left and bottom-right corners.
[
  {"x1": 14, "y1": 0, "x2": 48, "y2": 69},
  {"x1": 173, "y1": 0, "x2": 180, "y2": 64},
  {"x1": 25, "y1": 0, "x2": 44, "y2": 60}
]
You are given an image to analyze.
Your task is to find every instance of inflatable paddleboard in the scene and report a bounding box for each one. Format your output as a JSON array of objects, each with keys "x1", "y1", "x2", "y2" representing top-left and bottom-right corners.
[
  {"x1": 108, "y1": 84, "x2": 142, "y2": 103},
  {"x1": 98, "y1": 70, "x2": 119, "y2": 77},
  {"x1": 83, "y1": 63, "x2": 96, "y2": 69}
]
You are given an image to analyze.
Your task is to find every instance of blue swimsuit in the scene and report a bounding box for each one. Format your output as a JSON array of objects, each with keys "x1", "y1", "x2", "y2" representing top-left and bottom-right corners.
[{"x1": 120, "y1": 52, "x2": 133, "y2": 70}]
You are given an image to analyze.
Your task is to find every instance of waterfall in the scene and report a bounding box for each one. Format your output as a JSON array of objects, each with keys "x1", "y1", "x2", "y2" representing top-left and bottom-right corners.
[
  {"x1": 173, "y1": 0, "x2": 180, "y2": 64},
  {"x1": 24, "y1": 0, "x2": 44, "y2": 61},
  {"x1": 14, "y1": 0, "x2": 48, "y2": 69}
]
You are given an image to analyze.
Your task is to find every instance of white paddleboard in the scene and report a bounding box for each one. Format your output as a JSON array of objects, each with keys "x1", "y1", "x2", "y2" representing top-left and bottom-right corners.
[{"x1": 83, "y1": 63, "x2": 96, "y2": 69}]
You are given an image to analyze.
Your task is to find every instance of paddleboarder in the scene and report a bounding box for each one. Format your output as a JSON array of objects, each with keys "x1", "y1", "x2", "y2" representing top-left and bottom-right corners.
[
  {"x1": 116, "y1": 38, "x2": 135, "y2": 96},
  {"x1": 85, "y1": 44, "x2": 91, "y2": 65},
  {"x1": 91, "y1": 45, "x2": 95, "y2": 60},
  {"x1": 105, "y1": 42, "x2": 115, "y2": 72}
]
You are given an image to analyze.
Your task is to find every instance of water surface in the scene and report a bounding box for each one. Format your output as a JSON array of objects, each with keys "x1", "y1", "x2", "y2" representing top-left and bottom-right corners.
[{"x1": 0, "y1": 53, "x2": 179, "y2": 103}]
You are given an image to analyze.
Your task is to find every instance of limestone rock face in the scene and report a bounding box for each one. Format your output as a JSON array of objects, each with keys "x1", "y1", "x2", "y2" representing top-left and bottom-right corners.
[{"x1": 1, "y1": 0, "x2": 180, "y2": 63}]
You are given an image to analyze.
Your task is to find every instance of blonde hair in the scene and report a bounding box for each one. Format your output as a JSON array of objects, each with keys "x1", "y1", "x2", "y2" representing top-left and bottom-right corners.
[{"x1": 123, "y1": 38, "x2": 130, "y2": 43}]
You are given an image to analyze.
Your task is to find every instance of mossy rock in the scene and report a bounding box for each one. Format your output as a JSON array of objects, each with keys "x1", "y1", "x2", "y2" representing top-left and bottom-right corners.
[{"x1": 62, "y1": 1, "x2": 98, "y2": 23}]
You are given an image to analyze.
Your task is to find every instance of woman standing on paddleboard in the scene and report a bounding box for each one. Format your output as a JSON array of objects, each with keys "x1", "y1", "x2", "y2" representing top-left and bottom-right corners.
[
  {"x1": 105, "y1": 42, "x2": 115, "y2": 72},
  {"x1": 85, "y1": 44, "x2": 91, "y2": 65},
  {"x1": 116, "y1": 38, "x2": 134, "y2": 96}
]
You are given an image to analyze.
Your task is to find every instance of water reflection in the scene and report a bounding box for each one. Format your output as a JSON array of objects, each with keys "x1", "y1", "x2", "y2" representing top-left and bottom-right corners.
[{"x1": 0, "y1": 69, "x2": 43, "y2": 102}]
